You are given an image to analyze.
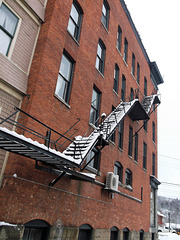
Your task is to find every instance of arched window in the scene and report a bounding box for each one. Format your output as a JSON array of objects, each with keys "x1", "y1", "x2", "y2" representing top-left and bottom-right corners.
[
  {"x1": 121, "y1": 74, "x2": 126, "y2": 101},
  {"x1": 140, "y1": 229, "x2": 144, "y2": 240},
  {"x1": 114, "y1": 161, "x2": 123, "y2": 183},
  {"x1": 78, "y1": 224, "x2": 93, "y2": 240},
  {"x1": 110, "y1": 226, "x2": 119, "y2": 240},
  {"x1": 22, "y1": 219, "x2": 50, "y2": 240},
  {"x1": 123, "y1": 227, "x2": 129, "y2": 240}
]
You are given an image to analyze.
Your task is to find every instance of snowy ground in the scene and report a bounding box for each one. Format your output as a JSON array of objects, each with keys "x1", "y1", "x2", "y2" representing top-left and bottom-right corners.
[{"x1": 158, "y1": 233, "x2": 180, "y2": 240}]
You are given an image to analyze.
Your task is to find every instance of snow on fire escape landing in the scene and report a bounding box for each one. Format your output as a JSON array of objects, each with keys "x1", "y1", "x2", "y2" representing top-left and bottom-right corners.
[
  {"x1": 0, "y1": 94, "x2": 160, "y2": 175},
  {"x1": 63, "y1": 95, "x2": 159, "y2": 165}
]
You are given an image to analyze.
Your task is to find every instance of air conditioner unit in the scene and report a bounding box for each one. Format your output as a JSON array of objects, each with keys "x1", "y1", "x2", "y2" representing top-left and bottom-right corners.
[{"x1": 106, "y1": 172, "x2": 119, "y2": 191}]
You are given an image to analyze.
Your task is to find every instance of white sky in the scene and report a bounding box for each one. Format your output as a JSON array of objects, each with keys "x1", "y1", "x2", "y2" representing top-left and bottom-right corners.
[{"x1": 124, "y1": 0, "x2": 180, "y2": 199}]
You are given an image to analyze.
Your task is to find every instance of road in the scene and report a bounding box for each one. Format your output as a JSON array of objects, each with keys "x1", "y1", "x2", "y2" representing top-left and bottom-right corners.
[{"x1": 159, "y1": 233, "x2": 180, "y2": 240}]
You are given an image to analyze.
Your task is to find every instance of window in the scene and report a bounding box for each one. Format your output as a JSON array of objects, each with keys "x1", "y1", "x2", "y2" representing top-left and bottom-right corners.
[
  {"x1": 110, "y1": 227, "x2": 119, "y2": 240},
  {"x1": 123, "y1": 228, "x2": 129, "y2": 240},
  {"x1": 143, "y1": 120, "x2": 147, "y2": 132},
  {"x1": 140, "y1": 230, "x2": 144, "y2": 240},
  {"x1": 117, "y1": 25, "x2": 122, "y2": 52},
  {"x1": 128, "y1": 126, "x2": 133, "y2": 157},
  {"x1": 143, "y1": 142, "x2": 147, "y2": 169},
  {"x1": 67, "y1": 1, "x2": 83, "y2": 42},
  {"x1": 0, "y1": 3, "x2": 19, "y2": 56},
  {"x1": 131, "y1": 53, "x2": 135, "y2": 76},
  {"x1": 130, "y1": 88, "x2": 134, "y2": 101},
  {"x1": 55, "y1": 52, "x2": 74, "y2": 104},
  {"x1": 123, "y1": 38, "x2": 128, "y2": 63},
  {"x1": 125, "y1": 169, "x2": 132, "y2": 186},
  {"x1": 23, "y1": 220, "x2": 49, "y2": 240},
  {"x1": 137, "y1": 62, "x2": 140, "y2": 84},
  {"x1": 152, "y1": 122, "x2": 155, "y2": 142},
  {"x1": 113, "y1": 64, "x2": 119, "y2": 93},
  {"x1": 78, "y1": 224, "x2": 92, "y2": 240},
  {"x1": 101, "y1": 0, "x2": 110, "y2": 30},
  {"x1": 95, "y1": 39, "x2": 106, "y2": 74},
  {"x1": 121, "y1": 75, "x2": 126, "y2": 101},
  {"x1": 144, "y1": 77, "x2": 147, "y2": 96},
  {"x1": 110, "y1": 106, "x2": 116, "y2": 142},
  {"x1": 152, "y1": 153, "x2": 155, "y2": 175},
  {"x1": 118, "y1": 120, "x2": 124, "y2": 149},
  {"x1": 89, "y1": 86, "x2": 101, "y2": 126},
  {"x1": 114, "y1": 161, "x2": 123, "y2": 183},
  {"x1": 86, "y1": 147, "x2": 101, "y2": 170},
  {"x1": 134, "y1": 133, "x2": 138, "y2": 162}
]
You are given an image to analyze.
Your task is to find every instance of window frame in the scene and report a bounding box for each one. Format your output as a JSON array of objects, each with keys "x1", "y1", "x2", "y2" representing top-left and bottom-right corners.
[
  {"x1": 89, "y1": 86, "x2": 101, "y2": 126},
  {"x1": 0, "y1": 2, "x2": 19, "y2": 56},
  {"x1": 123, "y1": 38, "x2": 128, "y2": 63},
  {"x1": 131, "y1": 53, "x2": 135, "y2": 76},
  {"x1": 143, "y1": 142, "x2": 147, "y2": 169},
  {"x1": 121, "y1": 74, "x2": 126, "y2": 101},
  {"x1": 134, "y1": 133, "x2": 138, "y2": 162},
  {"x1": 152, "y1": 121, "x2": 155, "y2": 143},
  {"x1": 128, "y1": 125, "x2": 133, "y2": 157},
  {"x1": 152, "y1": 153, "x2": 155, "y2": 175},
  {"x1": 125, "y1": 169, "x2": 132, "y2": 187},
  {"x1": 144, "y1": 77, "x2": 147, "y2": 96},
  {"x1": 55, "y1": 51, "x2": 75, "y2": 104},
  {"x1": 114, "y1": 161, "x2": 123, "y2": 183},
  {"x1": 86, "y1": 147, "x2": 101, "y2": 171},
  {"x1": 116, "y1": 25, "x2": 122, "y2": 52},
  {"x1": 110, "y1": 226, "x2": 119, "y2": 240},
  {"x1": 137, "y1": 62, "x2": 140, "y2": 85},
  {"x1": 78, "y1": 224, "x2": 92, "y2": 240},
  {"x1": 110, "y1": 105, "x2": 116, "y2": 143},
  {"x1": 113, "y1": 64, "x2": 119, "y2": 93},
  {"x1": 67, "y1": 0, "x2": 83, "y2": 42},
  {"x1": 95, "y1": 39, "x2": 106, "y2": 75},
  {"x1": 101, "y1": 0, "x2": 110, "y2": 30},
  {"x1": 118, "y1": 120, "x2": 124, "y2": 150}
]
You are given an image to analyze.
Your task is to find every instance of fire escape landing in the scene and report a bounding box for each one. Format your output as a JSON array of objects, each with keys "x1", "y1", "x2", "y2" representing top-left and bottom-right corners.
[{"x1": 0, "y1": 94, "x2": 160, "y2": 185}]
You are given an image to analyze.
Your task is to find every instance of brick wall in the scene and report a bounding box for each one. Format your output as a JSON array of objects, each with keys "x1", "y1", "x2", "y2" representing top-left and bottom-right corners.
[{"x1": 0, "y1": 0, "x2": 160, "y2": 238}]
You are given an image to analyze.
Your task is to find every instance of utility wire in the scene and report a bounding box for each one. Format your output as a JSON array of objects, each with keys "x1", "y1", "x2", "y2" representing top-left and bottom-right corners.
[{"x1": 158, "y1": 154, "x2": 180, "y2": 161}]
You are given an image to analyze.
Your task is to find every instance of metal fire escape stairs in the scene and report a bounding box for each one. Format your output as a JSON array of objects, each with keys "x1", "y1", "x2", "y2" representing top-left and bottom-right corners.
[{"x1": 0, "y1": 94, "x2": 160, "y2": 185}]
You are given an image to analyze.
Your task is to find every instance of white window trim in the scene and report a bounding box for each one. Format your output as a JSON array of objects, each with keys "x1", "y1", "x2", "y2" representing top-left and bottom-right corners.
[{"x1": 0, "y1": 1, "x2": 22, "y2": 59}]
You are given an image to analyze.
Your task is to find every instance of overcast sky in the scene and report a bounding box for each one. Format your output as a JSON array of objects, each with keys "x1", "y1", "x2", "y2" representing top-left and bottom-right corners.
[{"x1": 124, "y1": 0, "x2": 180, "y2": 199}]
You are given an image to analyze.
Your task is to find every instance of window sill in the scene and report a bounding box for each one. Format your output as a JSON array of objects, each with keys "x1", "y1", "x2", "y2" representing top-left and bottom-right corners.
[
  {"x1": 134, "y1": 160, "x2": 138, "y2": 165},
  {"x1": 143, "y1": 168, "x2": 147, "y2": 173},
  {"x1": 109, "y1": 139, "x2": 115, "y2": 146},
  {"x1": 54, "y1": 94, "x2": 70, "y2": 109},
  {"x1": 128, "y1": 155, "x2": 133, "y2": 160},
  {"x1": 101, "y1": 20, "x2": 109, "y2": 33},
  {"x1": 125, "y1": 185, "x2": 133, "y2": 192},
  {"x1": 67, "y1": 30, "x2": 80, "y2": 46},
  {"x1": 88, "y1": 122, "x2": 98, "y2": 130},
  {"x1": 116, "y1": 47, "x2": 122, "y2": 56},
  {"x1": 113, "y1": 89, "x2": 119, "y2": 97},
  {"x1": 123, "y1": 58, "x2": 128, "y2": 67},
  {"x1": 85, "y1": 165, "x2": 101, "y2": 176},
  {"x1": 118, "y1": 147, "x2": 123, "y2": 152},
  {"x1": 95, "y1": 67, "x2": 105, "y2": 78},
  {"x1": 131, "y1": 72, "x2": 136, "y2": 80}
]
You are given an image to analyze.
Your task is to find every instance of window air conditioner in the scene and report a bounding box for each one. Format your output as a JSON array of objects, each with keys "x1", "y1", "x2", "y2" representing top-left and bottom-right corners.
[{"x1": 106, "y1": 172, "x2": 119, "y2": 191}]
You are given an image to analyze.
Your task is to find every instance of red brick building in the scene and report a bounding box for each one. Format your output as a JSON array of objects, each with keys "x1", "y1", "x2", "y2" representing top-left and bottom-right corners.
[{"x1": 0, "y1": 0, "x2": 163, "y2": 239}]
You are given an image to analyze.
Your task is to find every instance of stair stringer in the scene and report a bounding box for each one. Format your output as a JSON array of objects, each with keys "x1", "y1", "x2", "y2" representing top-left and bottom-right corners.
[{"x1": 141, "y1": 94, "x2": 160, "y2": 114}]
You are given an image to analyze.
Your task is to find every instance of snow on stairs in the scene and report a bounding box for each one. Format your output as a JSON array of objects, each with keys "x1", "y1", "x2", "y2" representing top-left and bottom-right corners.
[
  {"x1": 141, "y1": 94, "x2": 160, "y2": 114},
  {"x1": 63, "y1": 132, "x2": 100, "y2": 162},
  {"x1": 100, "y1": 99, "x2": 138, "y2": 140},
  {"x1": 63, "y1": 99, "x2": 139, "y2": 164}
]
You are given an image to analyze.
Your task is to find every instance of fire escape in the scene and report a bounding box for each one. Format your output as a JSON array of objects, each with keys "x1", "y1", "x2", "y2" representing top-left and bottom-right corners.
[{"x1": 0, "y1": 92, "x2": 160, "y2": 186}]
